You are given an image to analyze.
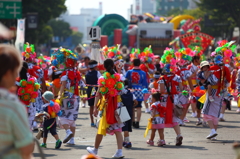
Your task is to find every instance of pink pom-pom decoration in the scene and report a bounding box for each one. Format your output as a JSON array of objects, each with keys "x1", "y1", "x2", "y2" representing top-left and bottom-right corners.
[
  {"x1": 52, "y1": 102, "x2": 61, "y2": 113},
  {"x1": 224, "y1": 50, "x2": 232, "y2": 57}
]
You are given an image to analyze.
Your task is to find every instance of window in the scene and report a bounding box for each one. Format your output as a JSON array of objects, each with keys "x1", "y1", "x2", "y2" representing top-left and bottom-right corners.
[{"x1": 165, "y1": 6, "x2": 168, "y2": 10}]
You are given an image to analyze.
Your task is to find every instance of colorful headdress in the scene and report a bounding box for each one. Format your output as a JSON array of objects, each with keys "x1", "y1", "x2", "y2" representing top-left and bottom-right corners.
[
  {"x1": 211, "y1": 40, "x2": 236, "y2": 65},
  {"x1": 139, "y1": 46, "x2": 155, "y2": 63},
  {"x1": 175, "y1": 48, "x2": 195, "y2": 67},
  {"x1": 51, "y1": 47, "x2": 78, "y2": 70},
  {"x1": 130, "y1": 48, "x2": 140, "y2": 61},
  {"x1": 98, "y1": 72, "x2": 124, "y2": 97},
  {"x1": 234, "y1": 53, "x2": 240, "y2": 68},
  {"x1": 102, "y1": 45, "x2": 122, "y2": 60},
  {"x1": 160, "y1": 48, "x2": 177, "y2": 73},
  {"x1": 22, "y1": 42, "x2": 36, "y2": 61},
  {"x1": 17, "y1": 78, "x2": 40, "y2": 106},
  {"x1": 191, "y1": 46, "x2": 203, "y2": 57},
  {"x1": 37, "y1": 54, "x2": 51, "y2": 69}
]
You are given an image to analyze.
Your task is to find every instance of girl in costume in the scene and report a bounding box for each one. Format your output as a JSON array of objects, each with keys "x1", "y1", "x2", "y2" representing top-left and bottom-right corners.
[
  {"x1": 175, "y1": 48, "x2": 194, "y2": 126},
  {"x1": 52, "y1": 47, "x2": 82, "y2": 145},
  {"x1": 40, "y1": 91, "x2": 62, "y2": 149},
  {"x1": 86, "y1": 59, "x2": 125, "y2": 158},
  {"x1": 235, "y1": 53, "x2": 240, "y2": 113},
  {"x1": 146, "y1": 92, "x2": 166, "y2": 147},
  {"x1": 23, "y1": 43, "x2": 46, "y2": 113},
  {"x1": 139, "y1": 46, "x2": 156, "y2": 113},
  {"x1": 16, "y1": 61, "x2": 41, "y2": 129},
  {"x1": 158, "y1": 48, "x2": 183, "y2": 146},
  {"x1": 188, "y1": 46, "x2": 202, "y2": 118},
  {"x1": 149, "y1": 71, "x2": 161, "y2": 90},
  {"x1": 201, "y1": 40, "x2": 232, "y2": 140}
]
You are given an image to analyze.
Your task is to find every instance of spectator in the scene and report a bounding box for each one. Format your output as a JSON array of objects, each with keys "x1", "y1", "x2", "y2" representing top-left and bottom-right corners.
[{"x1": 0, "y1": 44, "x2": 34, "y2": 159}]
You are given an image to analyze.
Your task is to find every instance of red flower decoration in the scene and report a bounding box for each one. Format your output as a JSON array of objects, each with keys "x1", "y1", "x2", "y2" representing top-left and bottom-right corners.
[{"x1": 105, "y1": 78, "x2": 116, "y2": 88}]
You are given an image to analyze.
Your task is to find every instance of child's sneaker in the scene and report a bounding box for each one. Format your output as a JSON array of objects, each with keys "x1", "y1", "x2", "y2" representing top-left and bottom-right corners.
[
  {"x1": 146, "y1": 140, "x2": 154, "y2": 146},
  {"x1": 157, "y1": 140, "x2": 166, "y2": 147},
  {"x1": 86, "y1": 147, "x2": 98, "y2": 155},
  {"x1": 112, "y1": 151, "x2": 124, "y2": 158},
  {"x1": 66, "y1": 137, "x2": 75, "y2": 145},
  {"x1": 63, "y1": 129, "x2": 73, "y2": 143},
  {"x1": 40, "y1": 143, "x2": 47, "y2": 148},
  {"x1": 176, "y1": 135, "x2": 183, "y2": 146},
  {"x1": 183, "y1": 117, "x2": 189, "y2": 123},
  {"x1": 123, "y1": 142, "x2": 132, "y2": 148},
  {"x1": 209, "y1": 96, "x2": 214, "y2": 102},
  {"x1": 91, "y1": 123, "x2": 95, "y2": 127},
  {"x1": 55, "y1": 140, "x2": 62, "y2": 149}
]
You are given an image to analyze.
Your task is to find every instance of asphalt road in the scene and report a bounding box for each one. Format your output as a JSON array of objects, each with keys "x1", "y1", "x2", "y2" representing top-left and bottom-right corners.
[{"x1": 33, "y1": 101, "x2": 240, "y2": 159}]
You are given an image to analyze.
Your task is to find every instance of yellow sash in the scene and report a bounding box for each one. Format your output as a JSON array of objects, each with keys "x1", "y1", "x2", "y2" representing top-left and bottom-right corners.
[
  {"x1": 144, "y1": 114, "x2": 160, "y2": 138},
  {"x1": 97, "y1": 96, "x2": 109, "y2": 136}
]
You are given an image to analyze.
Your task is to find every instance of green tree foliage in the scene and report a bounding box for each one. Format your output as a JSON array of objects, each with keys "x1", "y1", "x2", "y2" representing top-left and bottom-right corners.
[
  {"x1": 48, "y1": 19, "x2": 72, "y2": 39},
  {"x1": 22, "y1": 0, "x2": 67, "y2": 44},
  {"x1": 70, "y1": 31, "x2": 83, "y2": 46}
]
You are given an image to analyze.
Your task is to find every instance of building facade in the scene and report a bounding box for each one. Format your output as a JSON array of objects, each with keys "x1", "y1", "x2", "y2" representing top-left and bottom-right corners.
[{"x1": 132, "y1": 0, "x2": 156, "y2": 15}]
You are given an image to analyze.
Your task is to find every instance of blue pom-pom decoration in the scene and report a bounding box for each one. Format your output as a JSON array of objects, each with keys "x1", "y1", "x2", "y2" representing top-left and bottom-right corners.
[
  {"x1": 142, "y1": 88, "x2": 149, "y2": 94},
  {"x1": 200, "y1": 86, "x2": 205, "y2": 90},
  {"x1": 57, "y1": 110, "x2": 62, "y2": 116},
  {"x1": 49, "y1": 100, "x2": 54, "y2": 107}
]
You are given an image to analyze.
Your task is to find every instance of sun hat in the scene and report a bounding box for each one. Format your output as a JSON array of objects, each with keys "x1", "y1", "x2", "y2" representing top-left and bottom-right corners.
[
  {"x1": 200, "y1": 61, "x2": 210, "y2": 69},
  {"x1": 42, "y1": 91, "x2": 54, "y2": 101}
]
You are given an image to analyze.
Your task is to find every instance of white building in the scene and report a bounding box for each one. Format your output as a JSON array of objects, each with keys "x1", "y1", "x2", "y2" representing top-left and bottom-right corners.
[
  {"x1": 59, "y1": 2, "x2": 102, "y2": 43},
  {"x1": 132, "y1": 0, "x2": 156, "y2": 15}
]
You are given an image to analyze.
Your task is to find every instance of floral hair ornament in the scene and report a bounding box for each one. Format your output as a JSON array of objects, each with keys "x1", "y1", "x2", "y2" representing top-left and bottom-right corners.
[
  {"x1": 18, "y1": 78, "x2": 40, "y2": 106},
  {"x1": 130, "y1": 48, "x2": 140, "y2": 61},
  {"x1": 22, "y1": 42, "x2": 36, "y2": 61},
  {"x1": 139, "y1": 46, "x2": 155, "y2": 63},
  {"x1": 234, "y1": 53, "x2": 240, "y2": 68},
  {"x1": 103, "y1": 45, "x2": 123, "y2": 60},
  {"x1": 98, "y1": 72, "x2": 124, "y2": 97},
  {"x1": 51, "y1": 47, "x2": 78, "y2": 70},
  {"x1": 175, "y1": 48, "x2": 194, "y2": 67},
  {"x1": 212, "y1": 40, "x2": 236, "y2": 65},
  {"x1": 37, "y1": 54, "x2": 51, "y2": 69},
  {"x1": 160, "y1": 48, "x2": 177, "y2": 73}
]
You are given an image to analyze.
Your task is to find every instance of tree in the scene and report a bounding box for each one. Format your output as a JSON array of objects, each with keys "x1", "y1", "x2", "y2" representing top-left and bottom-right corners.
[
  {"x1": 22, "y1": 0, "x2": 67, "y2": 44},
  {"x1": 165, "y1": 8, "x2": 184, "y2": 16},
  {"x1": 48, "y1": 19, "x2": 72, "y2": 40},
  {"x1": 197, "y1": 0, "x2": 240, "y2": 38},
  {"x1": 70, "y1": 31, "x2": 83, "y2": 46}
]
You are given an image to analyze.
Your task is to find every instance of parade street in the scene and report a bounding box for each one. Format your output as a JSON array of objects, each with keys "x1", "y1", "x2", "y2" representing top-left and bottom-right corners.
[{"x1": 34, "y1": 101, "x2": 239, "y2": 159}]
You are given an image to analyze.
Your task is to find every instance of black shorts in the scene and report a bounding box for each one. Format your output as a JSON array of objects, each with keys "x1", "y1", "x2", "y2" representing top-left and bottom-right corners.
[
  {"x1": 122, "y1": 119, "x2": 132, "y2": 132},
  {"x1": 134, "y1": 101, "x2": 142, "y2": 108},
  {"x1": 43, "y1": 118, "x2": 57, "y2": 138},
  {"x1": 196, "y1": 101, "x2": 204, "y2": 110}
]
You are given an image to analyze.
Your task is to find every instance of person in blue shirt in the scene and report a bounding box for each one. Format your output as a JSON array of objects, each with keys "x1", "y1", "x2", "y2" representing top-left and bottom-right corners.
[{"x1": 125, "y1": 59, "x2": 148, "y2": 128}]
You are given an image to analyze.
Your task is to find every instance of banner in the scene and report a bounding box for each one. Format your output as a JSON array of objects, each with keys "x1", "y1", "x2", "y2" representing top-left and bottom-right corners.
[
  {"x1": 15, "y1": 19, "x2": 25, "y2": 53},
  {"x1": 179, "y1": 32, "x2": 214, "y2": 52}
]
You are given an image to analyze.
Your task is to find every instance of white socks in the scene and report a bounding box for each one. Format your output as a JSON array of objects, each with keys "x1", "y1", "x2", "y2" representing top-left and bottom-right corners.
[
  {"x1": 124, "y1": 137, "x2": 130, "y2": 143},
  {"x1": 211, "y1": 129, "x2": 216, "y2": 134},
  {"x1": 219, "y1": 113, "x2": 224, "y2": 119}
]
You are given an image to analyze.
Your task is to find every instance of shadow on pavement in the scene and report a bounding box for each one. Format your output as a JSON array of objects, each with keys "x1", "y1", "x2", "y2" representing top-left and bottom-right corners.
[
  {"x1": 64, "y1": 144, "x2": 93, "y2": 150},
  {"x1": 128, "y1": 147, "x2": 152, "y2": 151},
  {"x1": 163, "y1": 145, "x2": 208, "y2": 150},
  {"x1": 33, "y1": 153, "x2": 57, "y2": 158},
  {"x1": 207, "y1": 140, "x2": 239, "y2": 144}
]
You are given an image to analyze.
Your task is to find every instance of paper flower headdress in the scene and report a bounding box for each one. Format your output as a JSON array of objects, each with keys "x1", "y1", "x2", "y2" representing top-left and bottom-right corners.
[
  {"x1": 102, "y1": 45, "x2": 123, "y2": 60},
  {"x1": 130, "y1": 48, "x2": 140, "y2": 61},
  {"x1": 98, "y1": 72, "x2": 124, "y2": 97},
  {"x1": 139, "y1": 46, "x2": 155, "y2": 63},
  {"x1": 175, "y1": 48, "x2": 195, "y2": 67},
  {"x1": 17, "y1": 78, "x2": 40, "y2": 106},
  {"x1": 211, "y1": 40, "x2": 236, "y2": 65},
  {"x1": 51, "y1": 47, "x2": 78, "y2": 70},
  {"x1": 37, "y1": 54, "x2": 51, "y2": 69},
  {"x1": 160, "y1": 48, "x2": 177, "y2": 73},
  {"x1": 22, "y1": 42, "x2": 36, "y2": 61},
  {"x1": 191, "y1": 46, "x2": 203, "y2": 57}
]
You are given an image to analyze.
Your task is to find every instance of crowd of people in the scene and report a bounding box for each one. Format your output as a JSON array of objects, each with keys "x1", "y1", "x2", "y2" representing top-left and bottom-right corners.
[{"x1": 0, "y1": 39, "x2": 239, "y2": 159}]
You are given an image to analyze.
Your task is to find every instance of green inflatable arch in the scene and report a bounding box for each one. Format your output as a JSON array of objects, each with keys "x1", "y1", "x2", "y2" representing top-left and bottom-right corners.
[{"x1": 93, "y1": 14, "x2": 129, "y2": 37}]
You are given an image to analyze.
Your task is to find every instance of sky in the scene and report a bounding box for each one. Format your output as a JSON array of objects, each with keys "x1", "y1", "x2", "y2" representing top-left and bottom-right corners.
[{"x1": 65, "y1": 0, "x2": 133, "y2": 19}]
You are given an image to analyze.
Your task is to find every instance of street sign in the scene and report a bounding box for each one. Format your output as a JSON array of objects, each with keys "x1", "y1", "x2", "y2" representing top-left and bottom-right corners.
[
  {"x1": 87, "y1": 26, "x2": 101, "y2": 40},
  {"x1": 27, "y1": 13, "x2": 38, "y2": 29},
  {"x1": 0, "y1": 0, "x2": 22, "y2": 19}
]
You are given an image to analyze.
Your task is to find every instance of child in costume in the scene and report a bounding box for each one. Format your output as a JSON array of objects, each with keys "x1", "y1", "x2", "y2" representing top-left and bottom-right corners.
[
  {"x1": 235, "y1": 53, "x2": 240, "y2": 113},
  {"x1": 158, "y1": 48, "x2": 183, "y2": 146},
  {"x1": 146, "y1": 92, "x2": 166, "y2": 147},
  {"x1": 201, "y1": 40, "x2": 232, "y2": 140},
  {"x1": 23, "y1": 43, "x2": 46, "y2": 113},
  {"x1": 40, "y1": 91, "x2": 62, "y2": 149},
  {"x1": 52, "y1": 47, "x2": 82, "y2": 145},
  {"x1": 121, "y1": 80, "x2": 138, "y2": 148},
  {"x1": 149, "y1": 71, "x2": 161, "y2": 90},
  {"x1": 48, "y1": 65, "x2": 62, "y2": 98},
  {"x1": 86, "y1": 59, "x2": 125, "y2": 158},
  {"x1": 139, "y1": 46, "x2": 156, "y2": 113},
  {"x1": 125, "y1": 58, "x2": 148, "y2": 128},
  {"x1": 85, "y1": 60, "x2": 101, "y2": 127},
  {"x1": 175, "y1": 48, "x2": 194, "y2": 126}
]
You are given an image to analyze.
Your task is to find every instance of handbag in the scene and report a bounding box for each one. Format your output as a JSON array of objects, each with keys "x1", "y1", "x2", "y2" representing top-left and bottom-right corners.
[
  {"x1": 162, "y1": 77, "x2": 183, "y2": 117},
  {"x1": 115, "y1": 106, "x2": 131, "y2": 123}
]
